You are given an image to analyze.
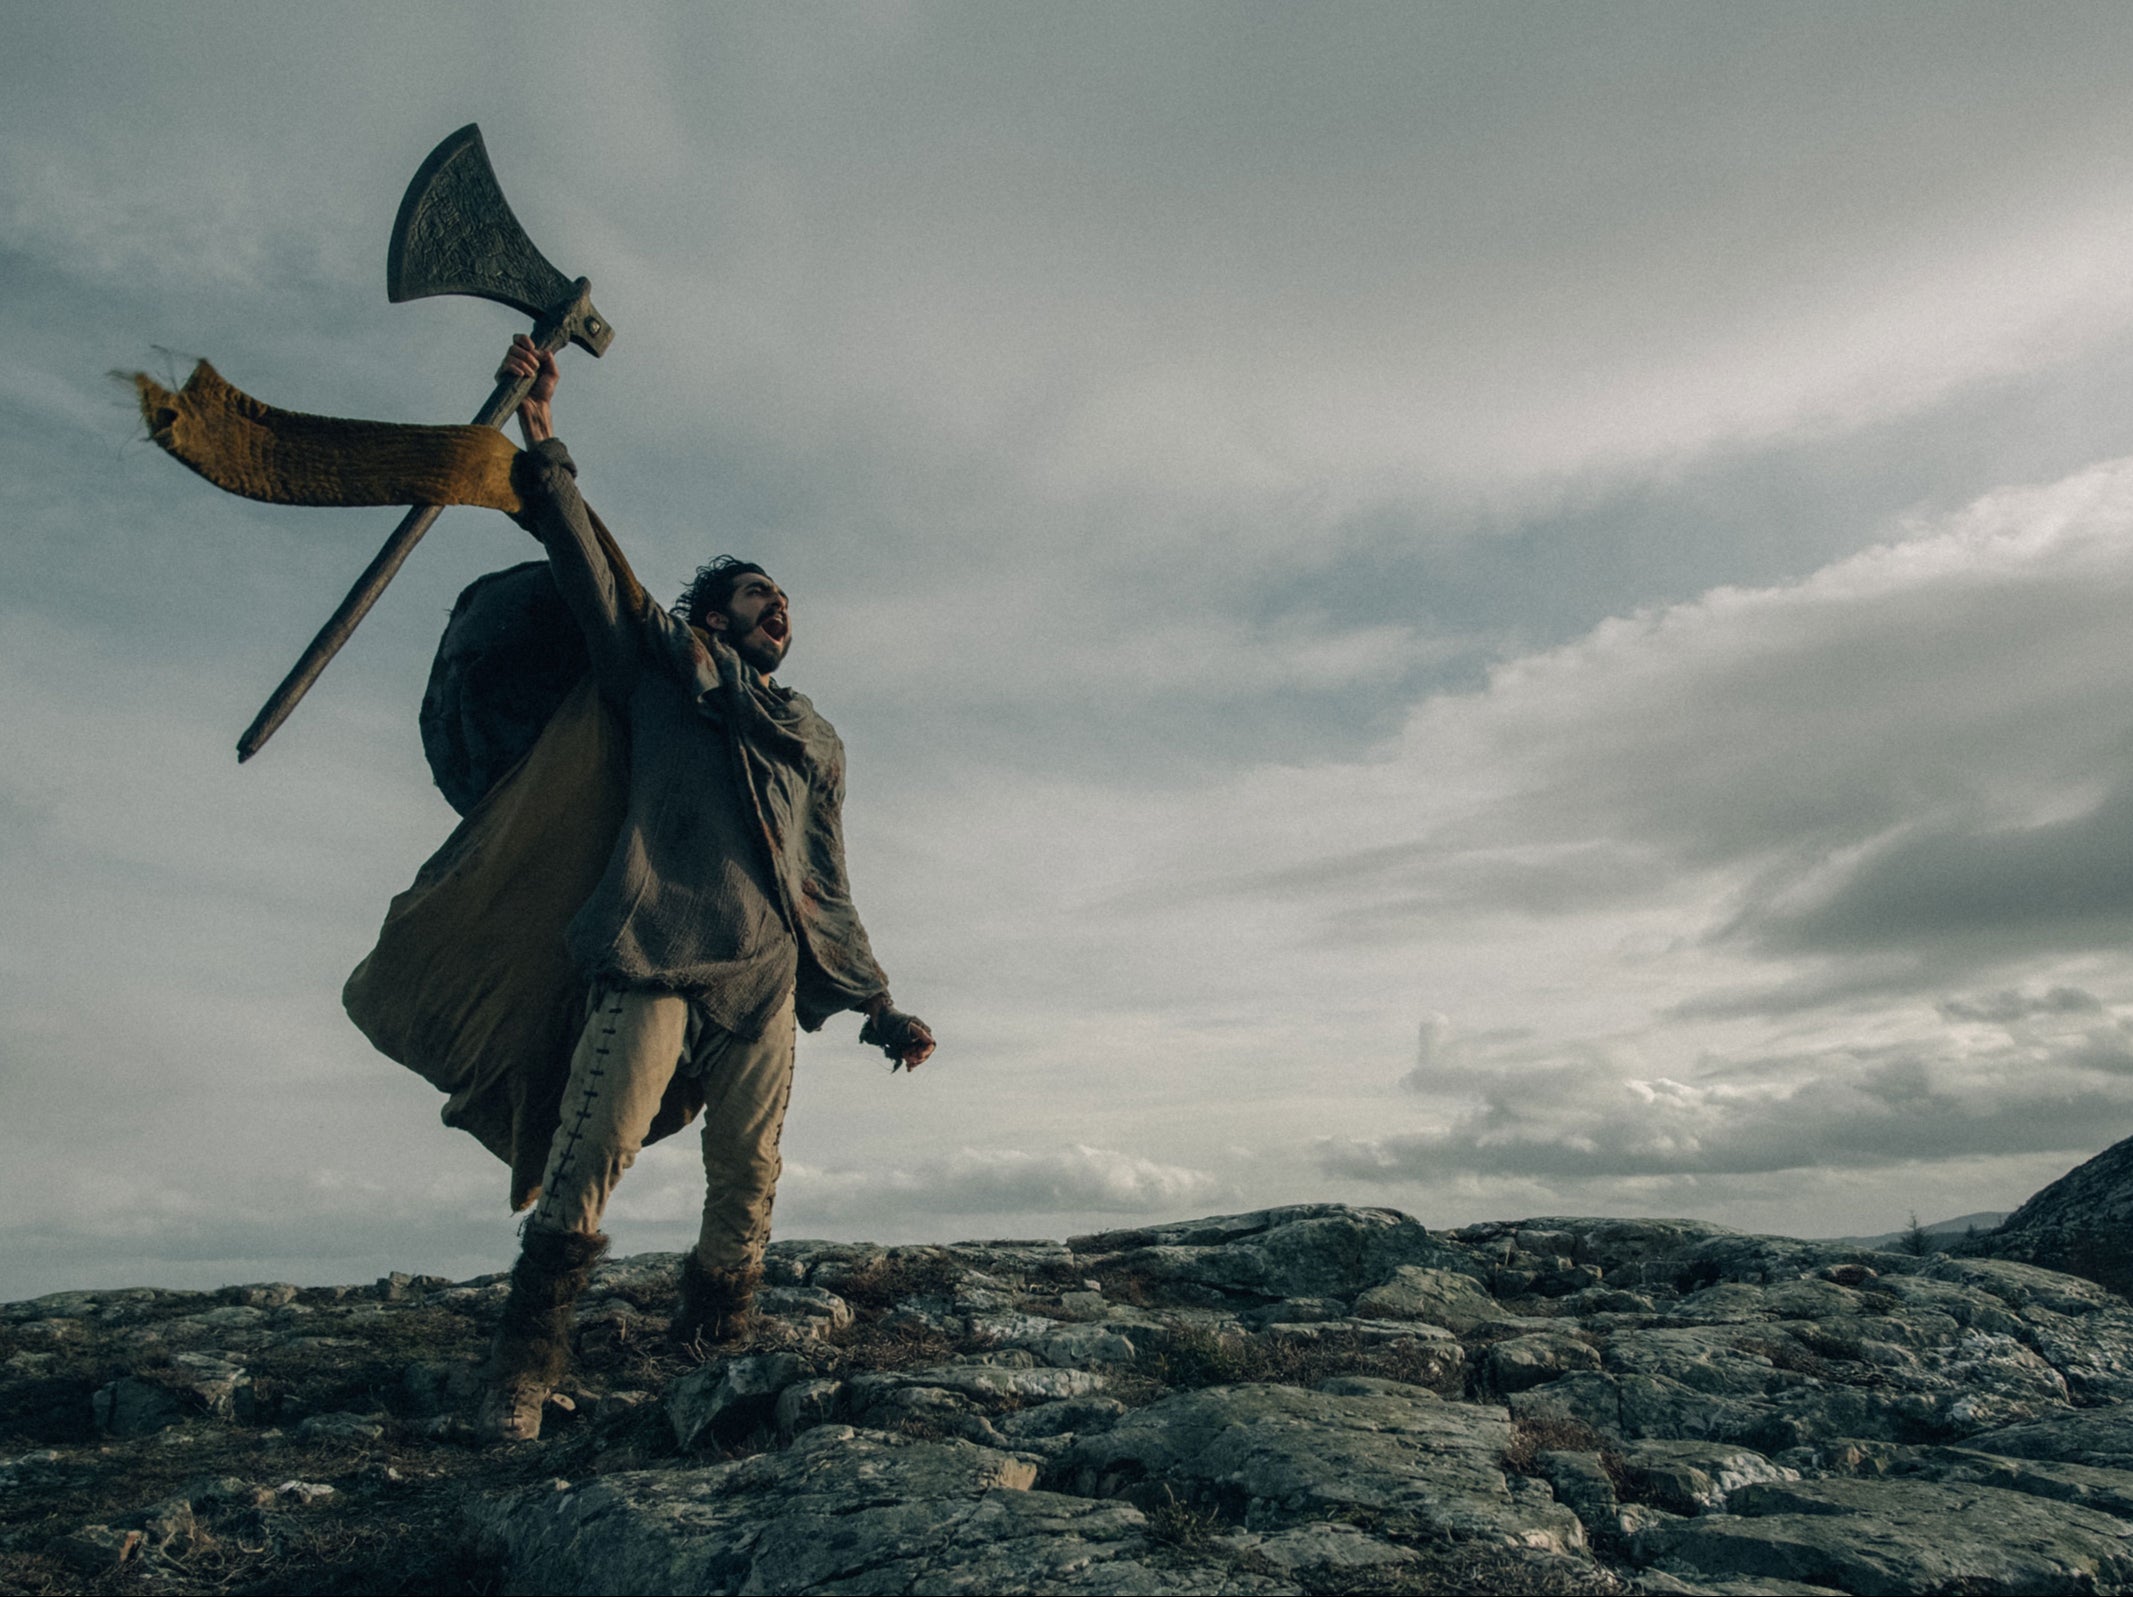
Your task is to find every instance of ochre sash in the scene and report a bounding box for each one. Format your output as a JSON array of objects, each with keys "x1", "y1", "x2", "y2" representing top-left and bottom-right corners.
[
  {"x1": 132, "y1": 359, "x2": 650, "y2": 613},
  {"x1": 135, "y1": 360, "x2": 523, "y2": 513}
]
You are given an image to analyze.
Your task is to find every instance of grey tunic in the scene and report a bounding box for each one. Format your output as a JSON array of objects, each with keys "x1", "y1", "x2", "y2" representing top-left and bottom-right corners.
[{"x1": 515, "y1": 438, "x2": 889, "y2": 1038}]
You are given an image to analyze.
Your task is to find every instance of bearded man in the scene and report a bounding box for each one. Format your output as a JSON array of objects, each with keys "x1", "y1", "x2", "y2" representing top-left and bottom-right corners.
[{"x1": 476, "y1": 334, "x2": 935, "y2": 1440}]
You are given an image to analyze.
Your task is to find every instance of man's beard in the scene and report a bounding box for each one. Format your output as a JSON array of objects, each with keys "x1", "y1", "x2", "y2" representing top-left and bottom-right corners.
[{"x1": 733, "y1": 625, "x2": 788, "y2": 673}]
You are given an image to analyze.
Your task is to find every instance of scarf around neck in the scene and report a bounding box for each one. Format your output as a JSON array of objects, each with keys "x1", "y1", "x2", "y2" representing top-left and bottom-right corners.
[{"x1": 656, "y1": 613, "x2": 811, "y2": 767}]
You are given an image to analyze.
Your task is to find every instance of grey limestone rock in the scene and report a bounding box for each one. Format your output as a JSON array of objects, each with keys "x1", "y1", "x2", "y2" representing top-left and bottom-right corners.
[
  {"x1": 1614, "y1": 1440, "x2": 1799, "y2": 1515},
  {"x1": 584, "y1": 1250, "x2": 685, "y2": 1304},
  {"x1": 1921, "y1": 1445, "x2": 2133, "y2": 1518},
  {"x1": 90, "y1": 1378, "x2": 186, "y2": 1438},
  {"x1": 847, "y1": 1359, "x2": 1106, "y2": 1410},
  {"x1": 1352, "y1": 1264, "x2": 1500, "y2": 1332},
  {"x1": 1483, "y1": 1330, "x2": 1604, "y2": 1394},
  {"x1": 1031, "y1": 1322, "x2": 1137, "y2": 1367},
  {"x1": 471, "y1": 1426, "x2": 1281, "y2": 1595},
  {"x1": 772, "y1": 1377, "x2": 845, "y2": 1442},
  {"x1": 1238, "y1": 1297, "x2": 1348, "y2": 1329},
  {"x1": 754, "y1": 1285, "x2": 853, "y2": 1337},
  {"x1": 89, "y1": 1352, "x2": 252, "y2": 1437},
  {"x1": 668, "y1": 1352, "x2": 807, "y2": 1449},
  {"x1": 1054, "y1": 1380, "x2": 1590, "y2": 1554},
  {"x1": 1072, "y1": 1205, "x2": 1458, "y2": 1303},
  {"x1": 1492, "y1": 1238, "x2": 2133, "y2": 1460},
  {"x1": 403, "y1": 1357, "x2": 481, "y2": 1416},
  {"x1": 1535, "y1": 1448, "x2": 1620, "y2": 1537},
  {"x1": 1217, "y1": 1521, "x2": 1422, "y2": 1579},
  {"x1": 1965, "y1": 1404, "x2": 2133, "y2": 1471},
  {"x1": 1638, "y1": 1476, "x2": 2133, "y2": 1594},
  {"x1": 997, "y1": 1396, "x2": 1128, "y2": 1440}
]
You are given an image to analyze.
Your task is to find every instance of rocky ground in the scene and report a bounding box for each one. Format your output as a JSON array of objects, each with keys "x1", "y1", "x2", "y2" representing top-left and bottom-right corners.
[{"x1": 8, "y1": 1205, "x2": 2133, "y2": 1595}]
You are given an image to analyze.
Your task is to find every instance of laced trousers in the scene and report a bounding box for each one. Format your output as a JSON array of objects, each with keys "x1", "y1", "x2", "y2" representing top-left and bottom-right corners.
[{"x1": 530, "y1": 986, "x2": 797, "y2": 1273}]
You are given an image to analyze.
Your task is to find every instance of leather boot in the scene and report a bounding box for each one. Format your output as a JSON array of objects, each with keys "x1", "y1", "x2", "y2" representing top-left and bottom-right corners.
[
  {"x1": 478, "y1": 1226, "x2": 608, "y2": 1442},
  {"x1": 669, "y1": 1252, "x2": 762, "y2": 1348}
]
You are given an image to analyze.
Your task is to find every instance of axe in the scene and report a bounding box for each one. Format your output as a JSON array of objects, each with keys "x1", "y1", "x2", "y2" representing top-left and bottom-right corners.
[{"x1": 235, "y1": 123, "x2": 615, "y2": 762}]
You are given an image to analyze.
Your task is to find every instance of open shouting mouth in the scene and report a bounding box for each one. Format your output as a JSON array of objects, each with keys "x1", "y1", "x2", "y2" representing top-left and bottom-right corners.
[{"x1": 757, "y1": 611, "x2": 790, "y2": 647}]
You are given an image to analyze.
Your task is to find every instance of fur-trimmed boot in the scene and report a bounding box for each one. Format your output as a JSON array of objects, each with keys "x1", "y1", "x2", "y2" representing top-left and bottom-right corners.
[
  {"x1": 477, "y1": 1226, "x2": 608, "y2": 1443},
  {"x1": 669, "y1": 1252, "x2": 762, "y2": 1349}
]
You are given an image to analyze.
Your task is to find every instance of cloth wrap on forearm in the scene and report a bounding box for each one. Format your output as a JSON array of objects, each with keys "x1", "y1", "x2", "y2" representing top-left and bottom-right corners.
[{"x1": 131, "y1": 359, "x2": 648, "y2": 611}]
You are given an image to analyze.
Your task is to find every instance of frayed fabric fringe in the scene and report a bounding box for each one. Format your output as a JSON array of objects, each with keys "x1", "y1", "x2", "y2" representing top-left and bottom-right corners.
[{"x1": 133, "y1": 360, "x2": 523, "y2": 513}]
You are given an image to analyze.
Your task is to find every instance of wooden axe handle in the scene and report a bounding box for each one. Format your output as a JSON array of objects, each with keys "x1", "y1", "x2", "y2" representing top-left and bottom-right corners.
[{"x1": 234, "y1": 321, "x2": 570, "y2": 763}]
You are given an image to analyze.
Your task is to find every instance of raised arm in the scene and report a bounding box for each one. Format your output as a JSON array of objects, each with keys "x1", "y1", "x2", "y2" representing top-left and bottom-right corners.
[{"x1": 498, "y1": 338, "x2": 641, "y2": 702}]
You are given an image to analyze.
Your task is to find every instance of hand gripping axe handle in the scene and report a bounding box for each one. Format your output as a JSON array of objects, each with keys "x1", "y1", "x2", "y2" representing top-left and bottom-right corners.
[{"x1": 236, "y1": 123, "x2": 615, "y2": 762}]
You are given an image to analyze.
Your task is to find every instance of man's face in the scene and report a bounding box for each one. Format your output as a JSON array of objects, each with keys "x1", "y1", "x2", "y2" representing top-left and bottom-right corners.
[{"x1": 712, "y1": 571, "x2": 791, "y2": 673}]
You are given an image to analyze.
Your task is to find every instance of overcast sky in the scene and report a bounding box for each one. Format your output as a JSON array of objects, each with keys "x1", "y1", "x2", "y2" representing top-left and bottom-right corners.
[{"x1": 13, "y1": 4, "x2": 2133, "y2": 1296}]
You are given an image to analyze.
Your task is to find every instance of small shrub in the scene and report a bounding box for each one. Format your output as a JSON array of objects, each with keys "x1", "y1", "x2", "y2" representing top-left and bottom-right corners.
[
  {"x1": 1134, "y1": 1329, "x2": 1271, "y2": 1389},
  {"x1": 1142, "y1": 1486, "x2": 1225, "y2": 1550},
  {"x1": 816, "y1": 1315, "x2": 960, "y2": 1375}
]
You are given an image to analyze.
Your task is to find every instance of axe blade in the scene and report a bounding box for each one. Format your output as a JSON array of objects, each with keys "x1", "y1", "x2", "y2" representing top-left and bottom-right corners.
[{"x1": 387, "y1": 124, "x2": 613, "y2": 355}]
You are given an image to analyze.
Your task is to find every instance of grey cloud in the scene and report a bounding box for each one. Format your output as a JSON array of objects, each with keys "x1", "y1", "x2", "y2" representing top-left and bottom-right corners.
[
  {"x1": 1672, "y1": 960, "x2": 2127, "y2": 1030},
  {"x1": 1199, "y1": 463, "x2": 2133, "y2": 990},
  {"x1": 1743, "y1": 781, "x2": 2133, "y2": 959},
  {"x1": 1209, "y1": 841, "x2": 1667, "y2": 929},
  {"x1": 1940, "y1": 986, "x2": 2107, "y2": 1023},
  {"x1": 1101, "y1": 843, "x2": 1669, "y2": 949},
  {"x1": 1326, "y1": 1028, "x2": 2133, "y2": 1186},
  {"x1": 1666, "y1": 960, "x2": 1944, "y2": 1022},
  {"x1": 2063, "y1": 1035, "x2": 2133, "y2": 1078},
  {"x1": 1513, "y1": 576, "x2": 2133, "y2": 871},
  {"x1": 1399, "y1": 1016, "x2": 1573, "y2": 1097}
]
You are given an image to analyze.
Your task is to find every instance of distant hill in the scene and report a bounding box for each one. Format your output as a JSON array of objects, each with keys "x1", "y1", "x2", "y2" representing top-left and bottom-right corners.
[
  {"x1": 1820, "y1": 1211, "x2": 2008, "y2": 1251},
  {"x1": 1964, "y1": 1133, "x2": 2133, "y2": 1293}
]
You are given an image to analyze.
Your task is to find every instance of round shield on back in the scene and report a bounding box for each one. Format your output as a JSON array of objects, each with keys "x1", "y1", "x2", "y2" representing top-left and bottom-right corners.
[{"x1": 419, "y1": 561, "x2": 589, "y2": 814}]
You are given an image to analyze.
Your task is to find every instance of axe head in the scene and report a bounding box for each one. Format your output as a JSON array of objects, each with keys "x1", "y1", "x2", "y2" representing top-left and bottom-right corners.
[{"x1": 387, "y1": 124, "x2": 614, "y2": 356}]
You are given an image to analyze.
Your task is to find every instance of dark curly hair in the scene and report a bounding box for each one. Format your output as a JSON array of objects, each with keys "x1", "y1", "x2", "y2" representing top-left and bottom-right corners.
[{"x1": 673, "y1": 556, "x2": 770, "y2": 624}]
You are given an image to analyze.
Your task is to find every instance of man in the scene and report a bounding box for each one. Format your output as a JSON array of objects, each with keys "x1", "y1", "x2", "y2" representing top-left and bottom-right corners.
[{"x1": 480, "y1": 334, "x2": 934, "y2": 1441}]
